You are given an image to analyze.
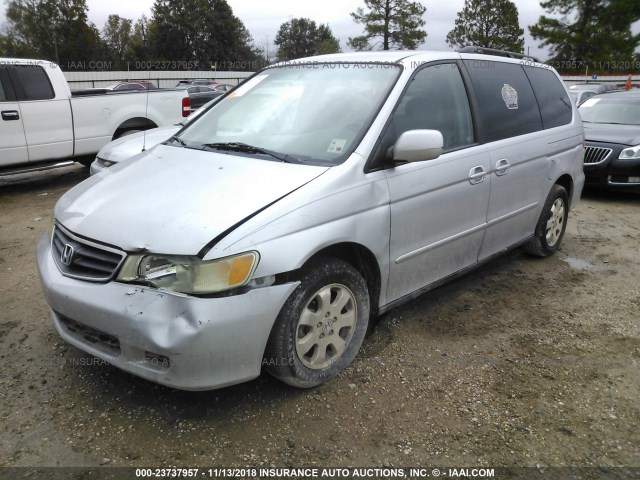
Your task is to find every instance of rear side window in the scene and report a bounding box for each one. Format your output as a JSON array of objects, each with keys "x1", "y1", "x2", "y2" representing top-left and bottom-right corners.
[
  {"x1": 13, "y1": 66, "x2": 55, "y2": 100},
  {"x1": 463, "y1": 60, "x2": 542, "y2": 142},
  {"x1": 524, "y1": 66, "x2": 573, "y2": 129},
  {"x1": 0, "y1": 69, "x2": 15, "y2": 102}
]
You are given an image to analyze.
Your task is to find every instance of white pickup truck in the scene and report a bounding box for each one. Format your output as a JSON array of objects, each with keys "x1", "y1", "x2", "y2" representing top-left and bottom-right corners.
[{"x1": 0, "y1": 58, "x2": 190, "y2": 173}]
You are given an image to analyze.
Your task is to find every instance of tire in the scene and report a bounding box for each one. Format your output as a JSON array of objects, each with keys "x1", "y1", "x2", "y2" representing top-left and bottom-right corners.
[
  {"x1": 523, "y1": 184, "x2": 569, "y2": 257},
  {"x1": 264, "y1": 257, "x2": 370, "y2": 388}
]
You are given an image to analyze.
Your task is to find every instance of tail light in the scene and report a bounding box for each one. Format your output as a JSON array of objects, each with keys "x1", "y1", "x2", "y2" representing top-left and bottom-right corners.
[{"x1": 182, "y1": 97, "x2": 191, "y2": 117}]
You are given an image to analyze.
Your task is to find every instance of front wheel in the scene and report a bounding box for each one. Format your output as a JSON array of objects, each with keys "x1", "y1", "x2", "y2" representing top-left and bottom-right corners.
[
  {"x1": 523, "y1": 184, "x2": 569, "y2": 257},
  {"x1": 264, "y1": 258, "x2": 370, "y2": 388}
]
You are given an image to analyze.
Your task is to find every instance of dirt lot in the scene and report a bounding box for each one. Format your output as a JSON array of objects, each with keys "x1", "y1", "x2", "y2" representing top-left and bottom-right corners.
[{"x1": 0, "y1": 166, "x2": 638, "y2": 473}]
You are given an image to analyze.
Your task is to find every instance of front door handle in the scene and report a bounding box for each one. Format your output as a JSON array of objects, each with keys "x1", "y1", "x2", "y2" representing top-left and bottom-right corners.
[
  {"x1": 1, "y1": 110, "x2": 20, "y2": 121},
  {"x1": 469, "y1": 166, "x2": 488, "y2": 185},
  {"x1": 495, "y1": 158, "x2": 511, "y2": 176}
]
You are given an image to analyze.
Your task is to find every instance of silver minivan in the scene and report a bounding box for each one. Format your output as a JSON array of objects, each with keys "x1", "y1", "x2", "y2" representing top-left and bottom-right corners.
[{"x1": 37, "y1": 50, "x2": 585, "y2": 390}]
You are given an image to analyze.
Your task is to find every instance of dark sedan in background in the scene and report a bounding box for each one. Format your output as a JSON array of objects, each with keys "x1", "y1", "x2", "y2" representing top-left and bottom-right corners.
[
  {"x1": 579, "y1": 91, "x2": 640, "y2": 192},
  {"x1": 179, "y1": 85, "x2": 225, "y2": 110}
]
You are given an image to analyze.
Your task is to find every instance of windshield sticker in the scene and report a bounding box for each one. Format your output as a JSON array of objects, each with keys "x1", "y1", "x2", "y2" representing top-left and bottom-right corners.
[
  {"x1": 227, "y1": 74, "x2": 268, "y2": 98},
  {"x1": 501, "y1": 83, "x2": 519, "y2": 110},
  {"x1": 327, "y1": 138, "x2": 347, "y2": 154},
  {"x1": 580, "y1": 98, "x2": 600, "y2": 108}
]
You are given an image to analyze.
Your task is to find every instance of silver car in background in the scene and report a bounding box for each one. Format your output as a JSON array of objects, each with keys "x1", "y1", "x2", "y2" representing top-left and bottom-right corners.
[{"x1": 37, "y1": 51, "x2": 584, "y2": 391}]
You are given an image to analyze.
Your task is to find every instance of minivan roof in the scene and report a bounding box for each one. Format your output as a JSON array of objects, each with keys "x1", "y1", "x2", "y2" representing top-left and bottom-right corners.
[{"x1": 276, "y1": 51, "x2": 549, "y2": 69}]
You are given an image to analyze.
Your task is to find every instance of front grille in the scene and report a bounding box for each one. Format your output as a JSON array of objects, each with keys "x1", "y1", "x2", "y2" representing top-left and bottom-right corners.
[
  {"x1": 584, "y1": 146, "x2": 612, "y2": 164},
  {"x1": 52, "y1": 225, "x2": 125, "y2": 282},
  {"x1": 58, "y1": 314, "x2": 121, "y2": 356}
]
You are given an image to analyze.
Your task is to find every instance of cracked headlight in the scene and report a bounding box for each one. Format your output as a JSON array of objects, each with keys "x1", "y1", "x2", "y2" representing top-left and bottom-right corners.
[{"x1": 116, "y1": 251, "x2": 259, "y2": 295}]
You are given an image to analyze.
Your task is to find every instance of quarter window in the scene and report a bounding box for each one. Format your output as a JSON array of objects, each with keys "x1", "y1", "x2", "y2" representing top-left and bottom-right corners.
[
  {"x1": 463, "y1": 61, "x2": 542, "y2": 142},
  {"x1": 524, "y1": 66, "x2": 573, "y2": 129}
]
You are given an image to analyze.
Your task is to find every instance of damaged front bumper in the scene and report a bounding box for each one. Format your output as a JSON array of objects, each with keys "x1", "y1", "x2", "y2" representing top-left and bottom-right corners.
[{"x1": 36, "y1": 234, "x2": 298, "y2": 390}]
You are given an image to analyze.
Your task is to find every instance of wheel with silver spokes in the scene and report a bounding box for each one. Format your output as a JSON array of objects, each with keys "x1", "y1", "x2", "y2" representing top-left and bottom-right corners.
[
  {"x1": 296, "y1": 284, "x2": 357, "y2": 370},
  {"x1": 545, "y1": 197, "x2": 566, "y2": 247},
  {"x1": 264, "y1": 258, "x2": 370, "y2": 388},
  {"x1": 524, "y1": 184, "x2": 569, "y2": 257}
]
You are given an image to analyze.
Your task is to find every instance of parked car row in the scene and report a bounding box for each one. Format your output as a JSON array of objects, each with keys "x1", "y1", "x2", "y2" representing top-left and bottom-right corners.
[
  {"x1": 102, "y1": 81, "x2": 159, "y2": 91},
  {"x1": 100, "y1": 80, "x2": 234, "y2": 93},
  {"x1": 176, "y1": 79, "x2": 234, "y2": 92},
  {"x1": 177, "y1": 85, "x2": 225, "y2": 110},
  {"x1": 568, "y1": 83, "x2": 620, "y2": 106}
]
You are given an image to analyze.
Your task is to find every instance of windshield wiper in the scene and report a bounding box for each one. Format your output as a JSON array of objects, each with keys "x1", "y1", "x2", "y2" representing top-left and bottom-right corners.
[
  {"x1": 198, "y1": 142, "x2": 300, "y2": 163},
  {"x1": 166, "y1": 135, "x2": 188, "y2": 147}
]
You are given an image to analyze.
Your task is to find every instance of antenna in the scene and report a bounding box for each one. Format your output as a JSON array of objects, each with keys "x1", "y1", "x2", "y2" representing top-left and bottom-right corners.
[{"x1": 142, "y1": 66, "x2": 150, "y2": 152}]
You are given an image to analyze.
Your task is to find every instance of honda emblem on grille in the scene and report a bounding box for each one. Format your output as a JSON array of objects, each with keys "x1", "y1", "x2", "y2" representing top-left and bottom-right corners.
[{"x1": 61, "y1": 244, "x2": 75, "y2": 266}]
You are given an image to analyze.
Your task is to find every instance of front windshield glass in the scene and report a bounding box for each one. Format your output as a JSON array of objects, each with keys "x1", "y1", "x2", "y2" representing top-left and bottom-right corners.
[
  {"x1": 175, "y1": 63, "x2": 401, "y2": 164},
  {"x1": 579, "y1": 97, "x2": 640, "y2": 125}
]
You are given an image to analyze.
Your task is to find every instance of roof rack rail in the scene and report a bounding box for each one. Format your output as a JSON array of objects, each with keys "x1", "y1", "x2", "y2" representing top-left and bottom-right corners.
[{"x1": 458, "y1": 46, "x2": 540, "y2": 63}]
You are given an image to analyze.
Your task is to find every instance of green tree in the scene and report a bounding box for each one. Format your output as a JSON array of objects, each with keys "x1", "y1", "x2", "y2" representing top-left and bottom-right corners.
[
  {"x1": 274, "y1": 18, "x2": 341, "y2": 61},
  {"x1": 102, "y1": 14, "x2": 132, "y2": 64},
  {"x1": 529, "y1": 0, "x2": 640, "y2": 70},
  {"x1": 348, "y1": 0, "x2": 427, "y2": 51},
  {"x1": 254, "y1": 36, "x2": 277, "y2": 67},
  {"x1": 0, "y1": 0, "x2": 102, "y2": 65},
  {"x1": 149, "y1": 0, "x2": 257, "y2": 69},
  {"x1": 446, "y1": 0, "x2": 524, "y2": 53},
  {"x1": 126, "y1": 14, "x2": 153, "y2": 65}
]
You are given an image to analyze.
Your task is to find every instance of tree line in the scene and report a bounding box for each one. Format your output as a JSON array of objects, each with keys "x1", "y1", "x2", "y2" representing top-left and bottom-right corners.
[{"x1": 0, "y1": 0, "x2": 638, "y2": 73}]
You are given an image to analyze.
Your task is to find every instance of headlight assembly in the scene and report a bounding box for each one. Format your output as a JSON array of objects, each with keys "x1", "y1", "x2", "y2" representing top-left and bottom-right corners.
[
  {"x1": 96, "y1": 157, "x2": 116, "y2": 168},
  {"x1": 116, "y1": 251, "x2": 259, "y2": 295},
  {"x1": 619, "y1": 145, "x2": 640, "y2": 160}
]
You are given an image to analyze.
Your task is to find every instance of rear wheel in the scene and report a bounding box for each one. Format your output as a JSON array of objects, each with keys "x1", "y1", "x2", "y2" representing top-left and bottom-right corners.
[
  {"x1": 264, "y1": 258, "x2": 369, "y2": 388},
  {"x1": 523, "y1": 184, "x2": 569, "y2": 257}
]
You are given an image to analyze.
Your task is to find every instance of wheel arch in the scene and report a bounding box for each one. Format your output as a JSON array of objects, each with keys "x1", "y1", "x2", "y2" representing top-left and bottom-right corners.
[
  {"x1": 113, "y1": 117, "x2": 158, "y2": 140},
  {"x1": 300, "y1": 242, "x2": 382, "y2": 318},
  {"x1": 554, "y1": 174, "x2": 574, "y2": 207}
]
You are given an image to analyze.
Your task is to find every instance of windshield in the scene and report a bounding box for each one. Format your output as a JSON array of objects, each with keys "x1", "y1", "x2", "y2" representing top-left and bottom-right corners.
[
  {"x1": 579, "y1": 97, "x2": 640, "y2": 125},
  {"x1": 174, "y1": 63, "x2": 401, "y2": 164}
]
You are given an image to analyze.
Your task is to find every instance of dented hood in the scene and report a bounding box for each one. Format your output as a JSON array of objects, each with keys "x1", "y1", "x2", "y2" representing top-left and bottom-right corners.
[{"x1": 56, "y1": 145, "x2": 329, "y2": 255}]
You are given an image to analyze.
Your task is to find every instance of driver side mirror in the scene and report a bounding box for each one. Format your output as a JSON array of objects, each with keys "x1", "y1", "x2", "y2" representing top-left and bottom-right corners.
[{"x1": 392, "y1": 129, "x2": 444, "y2": 163}]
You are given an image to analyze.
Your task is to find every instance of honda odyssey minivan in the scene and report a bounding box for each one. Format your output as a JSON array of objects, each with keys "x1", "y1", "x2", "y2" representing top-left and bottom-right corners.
[{"x1": 37, "y1": 50, "x2": 585, "y2": 390}]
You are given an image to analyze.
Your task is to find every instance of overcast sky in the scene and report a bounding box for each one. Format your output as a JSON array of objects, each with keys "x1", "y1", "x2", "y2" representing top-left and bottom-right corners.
[{"x1": 81, "y1": 0, "x2": 551, "y2": 58}]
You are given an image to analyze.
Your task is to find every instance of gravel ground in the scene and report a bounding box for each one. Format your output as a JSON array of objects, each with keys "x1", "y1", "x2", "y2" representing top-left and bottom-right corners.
[{"x1": 0, "y1": 166, "x2": 638, "y2": 474}]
